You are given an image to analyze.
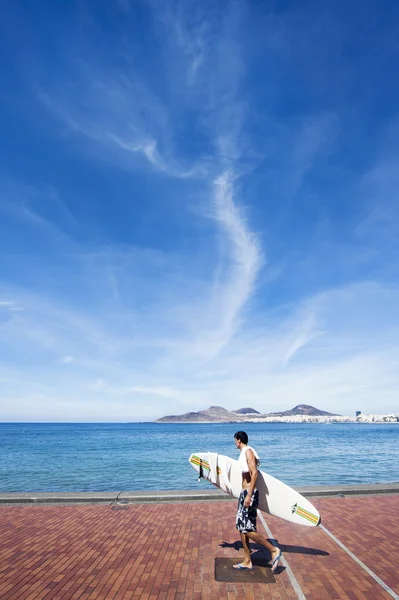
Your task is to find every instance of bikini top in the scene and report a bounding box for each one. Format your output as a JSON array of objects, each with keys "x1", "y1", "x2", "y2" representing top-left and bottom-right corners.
[{"x1": 238, "y1": 445, "x2": 260, "y2": 473}]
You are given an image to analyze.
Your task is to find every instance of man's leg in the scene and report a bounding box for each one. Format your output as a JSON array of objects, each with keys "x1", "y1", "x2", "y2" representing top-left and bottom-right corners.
[
  {"x1": 234, "y1": 491, "x2": 253, "y2": 569},
  {"x1": 246, "y1": 531, "x2": 279, "y2": 561},
  {"x1": 241, "y1": 533, "x2": 251, "y2": 565},
  {"x1": 245, "y1": 491, "x2": 281, "y2": 567},
  {"x1": 233, "y1": 532, "x2": 253, "y2": 568}
]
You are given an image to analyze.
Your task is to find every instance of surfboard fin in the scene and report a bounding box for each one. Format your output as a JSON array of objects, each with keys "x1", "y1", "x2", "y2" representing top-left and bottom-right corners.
[
  {"x1": 207, "y1": 452, "x2": 218, "y2": 484},
  {"x1": 198, "y1": 459, "x2": 203, "y2": 481}
]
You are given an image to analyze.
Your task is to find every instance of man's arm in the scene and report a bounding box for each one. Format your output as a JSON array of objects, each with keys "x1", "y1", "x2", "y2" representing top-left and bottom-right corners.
[{"x1": 244, "y1": 449, "x2": 258, "y2": 506}]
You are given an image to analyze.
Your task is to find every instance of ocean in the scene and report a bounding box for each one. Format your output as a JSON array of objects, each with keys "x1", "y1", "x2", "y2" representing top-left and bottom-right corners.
[{"x1": 1, "y1": 422, "x2": 398, "y2": 492}]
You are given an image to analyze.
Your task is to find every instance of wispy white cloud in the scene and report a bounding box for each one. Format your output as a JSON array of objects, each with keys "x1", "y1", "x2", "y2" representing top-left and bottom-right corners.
[
  {"x1": 60, "y1": 356, "x2": 75, "y2": 364},
  {"x1": 1, "y1": 0, "x2": 399, "y2": 421},
  {"x1": 2, "y1": 275, "x2": 399, "y2": 421},
  {"x1": 157, "y1": 1, "x2": 209, "y2": 86},
  {"x1": 285, "y1": 113, "x2": 339, "y2": 198},
  {"x1": 88, "y1": 380, "x2": 179, "y2": 400},
  {"x1": 281, "y1": 311, "x2": 322, "y2": 366},
  {"x1": 37, "y1": 71, "x2": 208, "y2": 179},
  {"x1": 33, "y1": 1, "x2": 262, "y2": 358},
  {"x1": 206, "y1": 170, "x2": 262, "y2": 351},
  {"x1": 355, "y1": 159, "x2": 399, "y2": 244},
  {"x1": 0, "y1": 179, "x2": 78, "y2": 251},
  {"x1": 0, "y1": 300, "x2": 25, "y2": 312}
]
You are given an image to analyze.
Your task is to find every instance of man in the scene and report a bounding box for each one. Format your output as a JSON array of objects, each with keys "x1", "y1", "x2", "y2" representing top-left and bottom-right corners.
[{"x1": 233, "y1": 431, "x2": 282, "y2": 572}]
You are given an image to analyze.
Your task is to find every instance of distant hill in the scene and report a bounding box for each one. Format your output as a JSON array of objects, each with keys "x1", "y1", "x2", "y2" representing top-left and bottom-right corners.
[
  {"x1": 156, "y1": 405, "x2": 244, "y2": 423},
  {"x1": 156, "y1": 403, "x2": 340, "y2": 422},
  {"x1": 233, "y1": 407, "x2": 261, "y2": 415},
  {"x1": 268, "y1": 404, "x2": 340, "y2": 417}
]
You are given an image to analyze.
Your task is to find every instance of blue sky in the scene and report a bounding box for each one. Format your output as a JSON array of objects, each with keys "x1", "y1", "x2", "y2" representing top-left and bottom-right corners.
[{"x1": 1, "y1": 0, "x2": 399, "y2": 421}]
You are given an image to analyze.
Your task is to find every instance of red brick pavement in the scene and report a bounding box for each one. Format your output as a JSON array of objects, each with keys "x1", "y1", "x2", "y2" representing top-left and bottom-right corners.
[
  {"x1": 0, "y1": 495, "x2": 397, "y2": 600},
  {"x1": 262, "y1": 494, "x2": 399, "y2": 600}
]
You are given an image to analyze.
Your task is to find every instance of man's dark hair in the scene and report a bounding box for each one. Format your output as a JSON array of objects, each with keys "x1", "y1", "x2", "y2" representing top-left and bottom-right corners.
[{"x1": 234, "y1": 431, "x2": 248, "y2": 444}]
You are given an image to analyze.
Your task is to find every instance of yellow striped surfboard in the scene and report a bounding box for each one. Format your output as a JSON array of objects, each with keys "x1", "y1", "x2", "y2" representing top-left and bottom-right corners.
[{"x1": 189, "y1": 451, "x2": 321, "y2": 527}]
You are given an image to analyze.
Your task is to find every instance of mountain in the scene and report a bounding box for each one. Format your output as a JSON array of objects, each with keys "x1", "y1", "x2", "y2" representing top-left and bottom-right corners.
[
  {"x1": 233, "y1": 407, "x2": 261, "y2": 415},
  {"x1": 267, "y1": 404, "x2": 340, "y2": 417},
  {"x1": 156, "y1": 403, "x2": 340, "y2": 422},
  {"x1": 156, "y1": 405, "x2": 245, "y2": 423}
]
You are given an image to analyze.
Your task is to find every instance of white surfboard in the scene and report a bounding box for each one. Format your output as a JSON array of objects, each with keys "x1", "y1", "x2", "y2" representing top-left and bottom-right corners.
[{"x1": 189, "y1": 452, "x2": 320, "y2": 527}]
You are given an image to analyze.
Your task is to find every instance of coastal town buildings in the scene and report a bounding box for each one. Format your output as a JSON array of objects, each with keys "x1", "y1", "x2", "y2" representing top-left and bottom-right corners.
[{"x1": 245, "y1": 413, "x2": 399, "y2": 424}]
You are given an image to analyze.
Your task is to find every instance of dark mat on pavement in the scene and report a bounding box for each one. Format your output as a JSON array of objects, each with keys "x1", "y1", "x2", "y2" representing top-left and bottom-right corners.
[{"x1": 215, "y1": 557, "x2": 276, "y2": 583}]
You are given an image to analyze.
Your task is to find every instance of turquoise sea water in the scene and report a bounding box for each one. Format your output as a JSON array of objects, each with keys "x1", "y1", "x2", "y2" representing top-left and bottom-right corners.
[{"x1": 1, "y1": 422, "x2": 398, "y2": 492}]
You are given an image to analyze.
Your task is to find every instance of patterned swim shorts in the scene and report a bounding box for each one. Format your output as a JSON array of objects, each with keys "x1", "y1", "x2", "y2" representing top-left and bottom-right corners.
[{"x1": 236, "y1": 489, "x2": 259, "y2": 533}]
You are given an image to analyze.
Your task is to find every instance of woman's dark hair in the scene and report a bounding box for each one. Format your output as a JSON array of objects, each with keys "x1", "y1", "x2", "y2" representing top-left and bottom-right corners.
[{"x1": 234, "y1": 431, "x2": 248, "y2": 444}]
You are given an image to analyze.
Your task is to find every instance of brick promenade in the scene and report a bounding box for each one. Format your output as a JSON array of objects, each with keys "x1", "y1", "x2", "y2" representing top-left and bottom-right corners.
[{"x1": 0, "y1": 494, "x2": 398, "y2": 600}]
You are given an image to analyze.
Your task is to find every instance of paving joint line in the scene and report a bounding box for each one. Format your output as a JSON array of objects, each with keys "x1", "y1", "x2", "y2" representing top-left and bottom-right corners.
[
  {"x1": 257, "y1": 510, "x2": 306, "y2": 600},
  {"x1": 320, "y1": 523, "x2": 399, "y2": 600}
]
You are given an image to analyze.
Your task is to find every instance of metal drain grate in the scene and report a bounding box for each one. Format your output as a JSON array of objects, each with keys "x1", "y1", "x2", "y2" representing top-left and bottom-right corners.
[{"x1": 214, "y1": 558, "x2": 276, "y2": 583}]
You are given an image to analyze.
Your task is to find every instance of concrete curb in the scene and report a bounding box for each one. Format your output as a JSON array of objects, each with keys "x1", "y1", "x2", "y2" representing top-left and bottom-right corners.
[
  {"x1": 1, "y1": 483, "x2": 399, "y2": 505},
  {"x1": 295, "y1": 482, "x2": 399, "y2": 497}
]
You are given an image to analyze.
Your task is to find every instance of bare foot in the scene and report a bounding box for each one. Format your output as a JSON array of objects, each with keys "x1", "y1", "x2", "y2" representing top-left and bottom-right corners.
[
  {"x1": 268, "y1": 547, "x2": 280, "y2": 564},
  {"x1": 269, "y1": 548, "x2": 282, "y2": 572},
  {"x1": 233, "y1": 562, "x2": 254, "y2": 570}
]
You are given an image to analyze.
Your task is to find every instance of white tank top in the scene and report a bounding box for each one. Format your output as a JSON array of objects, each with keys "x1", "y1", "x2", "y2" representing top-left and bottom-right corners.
[{"x1": 238, "y1": 445, "x2": 260, "y2": 473}]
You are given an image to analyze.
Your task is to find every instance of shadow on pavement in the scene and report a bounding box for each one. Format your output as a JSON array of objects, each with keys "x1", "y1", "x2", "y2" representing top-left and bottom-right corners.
[{"x1": 220, "y1": 540, "x2": 329, "y2": 557}]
